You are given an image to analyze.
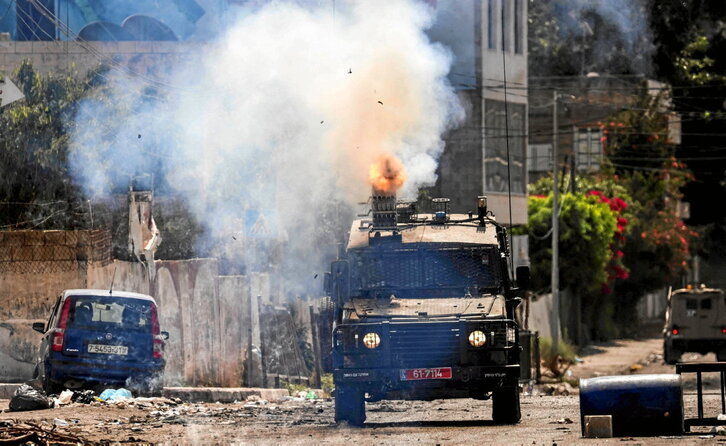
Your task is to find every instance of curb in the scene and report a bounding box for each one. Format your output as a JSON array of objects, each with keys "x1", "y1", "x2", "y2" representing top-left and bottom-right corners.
[
  {"x1": 0, "y1": 384, "x2": 20, "y2": 399},
  {"x1": 162, "y1": 387, "x2": 289, "y2": 403}
]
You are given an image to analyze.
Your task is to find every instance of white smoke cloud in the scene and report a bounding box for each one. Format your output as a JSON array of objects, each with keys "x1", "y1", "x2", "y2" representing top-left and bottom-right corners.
[{"x1": 69, "y1": 0, "x2": 463, "y2": 289}]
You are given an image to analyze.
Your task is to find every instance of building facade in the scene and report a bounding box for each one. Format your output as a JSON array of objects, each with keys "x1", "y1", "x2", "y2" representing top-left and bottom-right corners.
[{"x1": 431, "y1": 0, "x2": 528, "y2": 226}]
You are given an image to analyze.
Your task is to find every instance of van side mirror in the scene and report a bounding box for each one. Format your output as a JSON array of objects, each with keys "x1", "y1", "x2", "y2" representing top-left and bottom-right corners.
[
  {"x1": 32, "y1": 322, "x2": 45, "y2": 333},
  {"x1": 161, "y1": 331, "x2": 169, "y2": 340},
  {"x1": 516, "y1": 266, "x2": 530, "y2": 291}
]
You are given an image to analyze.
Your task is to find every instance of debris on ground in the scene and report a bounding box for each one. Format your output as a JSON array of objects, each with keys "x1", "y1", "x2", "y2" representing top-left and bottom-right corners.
[
  {"x1": 550, "y1": 418, "x2": 574, "y2": 424},
  {"x1": 98, "y1": 388, "x2": 133, "y2": 402},
  {"x1": 55, "y1": 389, "x2": 74, "y2": 406},
  {"x1": 8, "y1": 384, "x2": 53, "y2": 412},
  {"x1": 539, "y1": 382, "x2": 578, "y2": 396},
  {"x1": 0, "y1": 420, "x2": 90, "y2": 445}
]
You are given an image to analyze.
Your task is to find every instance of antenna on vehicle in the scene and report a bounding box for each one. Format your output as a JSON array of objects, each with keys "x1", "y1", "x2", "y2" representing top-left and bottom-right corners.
[
  {"x1": 109, "y1": 266, "x2": 117, "y2": 295},
  {"x1": 501, "y1": 13, "x2": 515, "y2": 277}
]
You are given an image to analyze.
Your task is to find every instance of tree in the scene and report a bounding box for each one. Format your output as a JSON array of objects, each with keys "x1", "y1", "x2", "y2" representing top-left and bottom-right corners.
[
  {"x1": 523, "y1": 175, "x2": 630, "y2": 340},
  {"x1": 528, "y1": 0, "x2": 653, "y2": 76},
  {"x1": 0, "y1": 61, "x2": 99, "y2": 230}
]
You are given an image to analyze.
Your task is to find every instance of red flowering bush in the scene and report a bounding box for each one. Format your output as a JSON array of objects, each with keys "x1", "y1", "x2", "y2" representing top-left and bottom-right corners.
[{"x1": 586, "y1": 190, "x2": 631, "y2": 294}]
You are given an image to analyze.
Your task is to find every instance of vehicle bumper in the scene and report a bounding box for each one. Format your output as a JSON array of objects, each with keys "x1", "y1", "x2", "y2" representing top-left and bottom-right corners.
[
  {"x1": 47, "y1": 356, "x2": 165, "y2": 385},
  {"x1": 334, "y1": 365, "x2": 520, "y2": 400},
  {"x1": 666, "y1": 337, "x2": 726, "y2": 353}
]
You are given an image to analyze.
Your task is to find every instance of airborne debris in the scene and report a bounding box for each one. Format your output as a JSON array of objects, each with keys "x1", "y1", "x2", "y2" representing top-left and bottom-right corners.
[{"x1": 377, "y1": 100, "x2": 383, "y2": 105}]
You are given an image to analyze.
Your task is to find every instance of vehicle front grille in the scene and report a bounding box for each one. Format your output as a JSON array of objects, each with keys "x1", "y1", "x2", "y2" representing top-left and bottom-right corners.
[{"x1": 389, "y1": 323, "x2": 460, "y2": 368}]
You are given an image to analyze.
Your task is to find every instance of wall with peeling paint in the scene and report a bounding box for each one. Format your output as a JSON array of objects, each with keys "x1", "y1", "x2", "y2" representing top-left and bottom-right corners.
[{"x1": 0, "y1": 232, "x2": 307, "y2": 387}]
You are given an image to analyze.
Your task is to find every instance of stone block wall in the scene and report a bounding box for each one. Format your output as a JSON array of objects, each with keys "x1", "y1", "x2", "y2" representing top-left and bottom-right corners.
[{"x1": 0, "y1": 41, "x2": 200, "y2": 77}]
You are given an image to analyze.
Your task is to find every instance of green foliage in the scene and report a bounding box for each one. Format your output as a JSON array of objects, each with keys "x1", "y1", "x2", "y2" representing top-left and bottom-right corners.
[
  {"x1": 321, "y1": 373, "x2": 334, "y2": 395},
  {"x1": 539, "y1": 336, "x2": 577, "y2": 379},
  {"x1": 528, "y1": 0, "x2": 652, "y2": 76},
  {"x1": 0, "y1": 61, "x2": 101, "y2": 229},
  {"x1": 675, "y1": 35, "x2": 725, "y2": 85},
  {"x1": 523, "y1": 179, "x2": 618, "y2": 296}
]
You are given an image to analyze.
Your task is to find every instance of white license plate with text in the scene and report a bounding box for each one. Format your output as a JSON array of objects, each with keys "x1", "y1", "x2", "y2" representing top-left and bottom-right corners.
[{"x1": 88, "y1": 344, "x2": 128, "y2": 355}]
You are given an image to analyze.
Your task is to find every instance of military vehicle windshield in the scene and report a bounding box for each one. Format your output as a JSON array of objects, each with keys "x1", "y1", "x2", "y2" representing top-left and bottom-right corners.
[{"x1": 349, "y1": 245, "x2": 501, "y2": 298}]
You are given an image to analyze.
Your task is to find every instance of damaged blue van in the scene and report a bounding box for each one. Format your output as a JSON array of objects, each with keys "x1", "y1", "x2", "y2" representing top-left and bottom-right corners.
[{"x1": 32, "y1": 289, "x2": 168, "y2": 395}]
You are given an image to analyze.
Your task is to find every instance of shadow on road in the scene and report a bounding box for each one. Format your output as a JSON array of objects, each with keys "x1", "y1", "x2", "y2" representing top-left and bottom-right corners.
[{"x1": 364, "y1": 419, "x2": 498, "y2": 428}]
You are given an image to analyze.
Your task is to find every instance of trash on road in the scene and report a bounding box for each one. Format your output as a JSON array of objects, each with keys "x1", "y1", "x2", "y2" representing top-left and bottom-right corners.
[
  {"x1": 0, "y1": 420, "x2": 88, "y2": 445},
  {"x1": 8, "y1": 384, "x2": 53, "y2": 412},
  {"x1": 55, "y1": 389, "x2": 74, "y2": 405},
  {"x1": 99, "y1": 388, "x2": 133, "y2": 401}
]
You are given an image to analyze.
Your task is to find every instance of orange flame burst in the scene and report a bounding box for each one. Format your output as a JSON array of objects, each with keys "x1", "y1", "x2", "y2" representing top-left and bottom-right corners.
[{"x1": 369, "y1": 155, "x2": 406, "y2": 194}]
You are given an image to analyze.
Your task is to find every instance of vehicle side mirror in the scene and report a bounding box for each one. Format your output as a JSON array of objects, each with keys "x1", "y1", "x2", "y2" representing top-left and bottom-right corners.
[
  {"x1": 323, "y1": 272, "x2": 331, "y2": 294},
  {"x1": 516, "y1": 266, "x2": 530, "y2": 291},
  {"x1": 161, "y1": 331, "x2": 169, "y2": 340},
  {"x1": 32, "y1": 322, "x2": 45, "y2": 333}
]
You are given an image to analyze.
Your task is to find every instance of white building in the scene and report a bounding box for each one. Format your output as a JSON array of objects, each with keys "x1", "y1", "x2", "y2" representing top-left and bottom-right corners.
[{"x1": 430, "y1": 0, "x2": 528, "y2": 226}]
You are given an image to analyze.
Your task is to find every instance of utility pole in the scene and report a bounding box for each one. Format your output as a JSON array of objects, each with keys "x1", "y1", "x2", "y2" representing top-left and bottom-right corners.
[{"x1": 552, "y1": 89, "x2": 560, "y2": 350}]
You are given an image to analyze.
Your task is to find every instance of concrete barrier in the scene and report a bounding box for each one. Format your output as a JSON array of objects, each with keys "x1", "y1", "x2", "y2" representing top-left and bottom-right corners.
[
  {"x1": 0, "y1": 383, "x2": 21, "y2": 399},
  {"x1": 162, "y1": 387, "x2": 289, "y2": 403}
]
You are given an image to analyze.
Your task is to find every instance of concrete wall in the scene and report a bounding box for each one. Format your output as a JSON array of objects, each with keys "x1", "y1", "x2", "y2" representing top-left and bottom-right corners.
[
  {"x1": 525, "y1": 293, "x2": 558, "y2": 341},
  {"x1": 0, "y1": 41, "x2": 199, "y2": 77},
  {"x1": 637, "y1": 289, "x2": 668, "y2": 322},
  {"x1": 0, "y1": 233, "x2": 308, "y2": 387}
]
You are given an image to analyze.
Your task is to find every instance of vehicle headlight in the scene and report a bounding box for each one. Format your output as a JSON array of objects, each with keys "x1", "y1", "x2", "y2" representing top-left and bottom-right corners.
[
  {"x1": 506, "y1": 326, "x2": 516, "y2": 344},
  {"x1": 363, "y1": 332, "x2": 381, "y2": 349},
  {"x1": 468, "y1": 330, "x2": 487, "y2": 347}
]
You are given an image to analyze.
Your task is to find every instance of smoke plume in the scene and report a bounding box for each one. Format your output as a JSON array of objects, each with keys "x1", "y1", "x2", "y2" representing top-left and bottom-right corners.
[{"x1": 68, "y1": 0, "x2": 462, "y2": 292}]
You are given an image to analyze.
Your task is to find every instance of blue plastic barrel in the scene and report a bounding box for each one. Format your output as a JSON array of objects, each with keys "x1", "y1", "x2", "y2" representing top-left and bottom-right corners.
[{"x1": 579, "y1": 374, "x2": 683, "y2": 436}]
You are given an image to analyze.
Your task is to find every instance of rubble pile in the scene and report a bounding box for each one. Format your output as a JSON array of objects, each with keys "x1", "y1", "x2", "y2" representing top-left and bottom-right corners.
[{"x1": 0, "y1": 420, "x2": 90, "y2": 445}]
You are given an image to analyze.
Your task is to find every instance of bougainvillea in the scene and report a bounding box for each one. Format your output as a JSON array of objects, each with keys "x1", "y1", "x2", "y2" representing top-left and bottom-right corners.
[{"x1": 586, "y1": 190, "x2": 630, "y2": 294}]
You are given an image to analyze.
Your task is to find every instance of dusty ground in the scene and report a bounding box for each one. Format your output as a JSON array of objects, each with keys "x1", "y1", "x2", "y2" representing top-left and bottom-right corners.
[{"x1": 3, "y1": 337, "x2": 726, "y2": 445}]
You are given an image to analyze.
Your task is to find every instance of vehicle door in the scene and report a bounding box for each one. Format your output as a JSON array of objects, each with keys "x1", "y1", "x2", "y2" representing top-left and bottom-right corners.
[
  {"x1": 676, "y1": 293, "x2": 721, "y2": 339},
  {"x1": 37, "y1": 295, "x2": 62, "y2": 374},
  {"x1": 62, "y1": 296, "x2": 154, "y2": 364}
]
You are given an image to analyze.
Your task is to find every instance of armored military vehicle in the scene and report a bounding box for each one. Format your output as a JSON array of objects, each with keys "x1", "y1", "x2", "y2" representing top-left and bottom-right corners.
[
  {"x1": 323, "y1": 194, "x2": 529, "y2": 426},
  {"x1": 663, "y1": 285, "x2": 726, "y2": 364}
]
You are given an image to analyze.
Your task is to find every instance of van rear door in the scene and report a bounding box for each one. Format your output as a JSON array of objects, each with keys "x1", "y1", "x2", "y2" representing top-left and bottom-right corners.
[
  {"x1": 674, "y1": 292, "x2": 722, "y2": 339},
  {"x1": 62, "y1": 296, "x2": 154, "y2": 364}
]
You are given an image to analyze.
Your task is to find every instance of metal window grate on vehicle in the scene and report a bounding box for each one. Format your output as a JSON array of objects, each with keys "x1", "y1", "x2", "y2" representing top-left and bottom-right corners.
[{"x1": 390, "y1": 322, "x2": 460, "y2": 368}]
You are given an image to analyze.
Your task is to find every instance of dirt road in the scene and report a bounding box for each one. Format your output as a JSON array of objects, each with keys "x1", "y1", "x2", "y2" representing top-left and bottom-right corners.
[{"x1": 3, "y1": 337, "x2": 726, "y2": 445}]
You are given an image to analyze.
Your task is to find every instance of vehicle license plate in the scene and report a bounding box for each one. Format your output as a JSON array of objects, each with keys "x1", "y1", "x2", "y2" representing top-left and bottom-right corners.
[
  {"x1": 88, "y1": 344, "x2": 128, "y2": 355},
  {"x1": 400, "y1": 367, "x2": 452, "y2": 381}
]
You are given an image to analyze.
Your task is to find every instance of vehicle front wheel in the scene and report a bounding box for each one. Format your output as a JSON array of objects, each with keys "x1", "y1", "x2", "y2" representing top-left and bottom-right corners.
[
  {"x1": 492, "y1": 385, "x2": 521, "y2": 424},
  {"x1": 334, "y1": 385, "x2": 365, "y2": 426}
]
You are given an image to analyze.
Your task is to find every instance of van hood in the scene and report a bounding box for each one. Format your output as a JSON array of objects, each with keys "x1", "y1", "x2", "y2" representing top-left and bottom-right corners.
[{"x1": 350, "y1": 295, "x2": 506, "y2": 319}]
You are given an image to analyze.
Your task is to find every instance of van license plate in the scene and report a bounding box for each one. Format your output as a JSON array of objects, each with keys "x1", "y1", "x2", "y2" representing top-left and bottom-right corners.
[
  {"x1": 400, "y1": 367, "x2": 452, "y2": 381},
  {"x1": 88, "y1": 344, "x2": 128, "y2": 355}
]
